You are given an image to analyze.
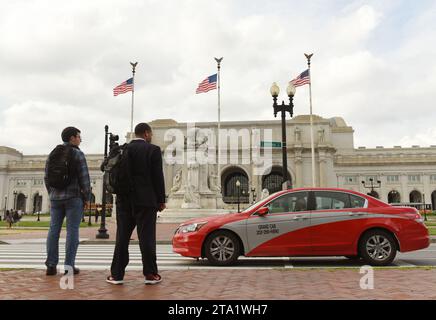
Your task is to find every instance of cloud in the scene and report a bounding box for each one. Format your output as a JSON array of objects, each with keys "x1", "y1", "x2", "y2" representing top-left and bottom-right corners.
[{"x1": 0, "y1": 0, "x2": 435, "y2": 154}]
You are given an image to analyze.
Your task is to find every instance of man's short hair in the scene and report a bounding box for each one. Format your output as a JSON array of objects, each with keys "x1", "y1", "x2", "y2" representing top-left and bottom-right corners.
[
  {"x1": 135, "y1": 123, "x2": 152, "y2": 136},
  {"x1": 61, "y1": 127, "x2": 81, "y2": 142}
]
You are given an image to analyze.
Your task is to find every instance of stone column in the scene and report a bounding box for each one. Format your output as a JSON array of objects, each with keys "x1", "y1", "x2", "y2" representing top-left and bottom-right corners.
[
  {"x1": 400, "y1": 174, "x2": 408, "y2": 203},
  {"x1": 42, "y1": 190, "x2": 50, "y2": 213},
  {"x1": 379, "y1": 174, "x2": 388, "y2": 203},
  {"x1": 26, "y1": 180, "x2": 32, "y2": 213},
  {"x1": 318, "y1": 149, "x2": 327, "y2": 188},
  {"x1": 423, "y1": 174, "x2": 431, "y2": 207},
  {"x1": 294, "y1": 148, "x2": 303, "y2": 188}
]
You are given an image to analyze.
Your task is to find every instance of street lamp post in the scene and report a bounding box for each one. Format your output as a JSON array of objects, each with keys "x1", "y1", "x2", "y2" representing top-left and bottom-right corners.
[
  {"x1": 24, "y1": 195, "x2": 27, "y2": 216},
  {"x1": 2, "y1": 195, "x2": 6, "y2": 221},
  {"x1": 270, "y1": 82, "x2": 296, "y2": 190},
  {"x1": 361, "y1": 178, "x2": 381, "y2": 198},
  {"x1": 35, "y1": 192, "x2": 40, "y2": 221},
  {"x1": 88, "y1": 182, "x2": 96, "y2": 226},
  {"x1": 13, "y1": 191, "x2": 17, "y2": 211},
  {"x1": 423, "y1": 193, "x2": 427, "y2": 222},
  {"x1": 236, "y1": 180, "x2": 241, "y2": 213},
  {"x1": 96, "y1": 125, "x2": 110, "y2": 239}
]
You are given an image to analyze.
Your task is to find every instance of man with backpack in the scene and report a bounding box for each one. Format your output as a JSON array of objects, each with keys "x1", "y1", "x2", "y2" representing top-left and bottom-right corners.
[
  {"x1": 44, "y1": 126, "x2": 91, "y2": 276},
  {"x1": 106, "y1": 122, "x2": 166, "y2": 285}
]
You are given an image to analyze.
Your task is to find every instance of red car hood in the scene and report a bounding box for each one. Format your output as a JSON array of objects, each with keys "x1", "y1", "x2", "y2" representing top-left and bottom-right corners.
[{"x1": 178, "y1": 212, "x2": 246, "y2": 226}]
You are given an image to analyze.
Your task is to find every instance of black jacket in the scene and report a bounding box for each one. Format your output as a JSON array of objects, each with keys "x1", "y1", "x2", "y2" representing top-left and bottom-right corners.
[{"x1": 126, "y1": 139, "x2": 166, "y2": 208}]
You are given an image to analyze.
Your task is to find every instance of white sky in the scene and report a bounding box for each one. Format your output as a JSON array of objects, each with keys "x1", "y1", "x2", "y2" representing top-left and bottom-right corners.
[{"x1": 0, "y1": 0, "x2": 435, "y2": 155}]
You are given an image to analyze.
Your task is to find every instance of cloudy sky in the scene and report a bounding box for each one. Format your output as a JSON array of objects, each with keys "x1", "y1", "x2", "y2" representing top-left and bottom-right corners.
[{"x1": 1, "y1": 0, "x2": 435, "y2": 155}]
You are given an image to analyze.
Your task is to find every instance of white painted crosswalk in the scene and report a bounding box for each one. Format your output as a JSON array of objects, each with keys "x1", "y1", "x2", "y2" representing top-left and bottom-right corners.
[
  {"x1": 0, "y1": 244, "x2": 294, "y2": 270},
  {"x1": 0, "y1": 243, "x2": 432, "y2": 270}
]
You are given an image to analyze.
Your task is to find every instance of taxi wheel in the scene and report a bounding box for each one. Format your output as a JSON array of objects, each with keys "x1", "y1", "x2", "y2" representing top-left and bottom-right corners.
[
  {"x1": 204, "y1": 231, "x2": 240, "y2": 266},
  {"x1": 359, "y1": 229, "x2": 397, "y2": 266}
]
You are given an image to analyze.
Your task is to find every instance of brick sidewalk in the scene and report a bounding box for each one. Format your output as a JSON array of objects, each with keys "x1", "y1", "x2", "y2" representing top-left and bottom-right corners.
[{"x1": 1, "y1": 268, "x2": 436, "y2": 300}]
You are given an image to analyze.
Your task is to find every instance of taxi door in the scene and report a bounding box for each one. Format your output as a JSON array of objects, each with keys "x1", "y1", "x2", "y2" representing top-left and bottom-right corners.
[{"x1": 245, "y1": 191, "x2": 311, "y2": 256}]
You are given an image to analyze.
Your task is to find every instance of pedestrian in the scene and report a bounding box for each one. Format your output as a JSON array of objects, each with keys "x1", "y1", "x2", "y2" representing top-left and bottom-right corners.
[
  {"x1": 106, "y1": 122, "x2": 166, "y2": 285},
  {"x1": 44, "y1": 126, "x2": 91, "y2": 276}
]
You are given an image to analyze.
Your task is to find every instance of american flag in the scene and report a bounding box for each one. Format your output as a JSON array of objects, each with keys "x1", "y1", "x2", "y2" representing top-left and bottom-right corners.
[
  {"x1": 290, "y1": 69, "x2": 310, "y2": 87},
  {"x1": 113, "y1": 78, "x2": 134, "y2": 96},
  {"x1": 196, "y1": 74, "x2": 217, "y2": 94}
]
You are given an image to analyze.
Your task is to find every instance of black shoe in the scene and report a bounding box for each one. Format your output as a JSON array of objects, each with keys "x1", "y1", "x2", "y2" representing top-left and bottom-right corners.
[
  {"x1": 64, "y1": 267, "x2": 80, "y2": 275},
  {"x1": 46, "y1": 266, "x2": 57, "y2": 276}
]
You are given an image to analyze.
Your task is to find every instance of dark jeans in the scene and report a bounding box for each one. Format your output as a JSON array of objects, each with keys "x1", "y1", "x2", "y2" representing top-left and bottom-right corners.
[
  {"x1": 110, "y1": 199, "x2": 158, "y2": 280},
  {"x1": 46, "y1": 197, "x2": 83, "y2": 268}
]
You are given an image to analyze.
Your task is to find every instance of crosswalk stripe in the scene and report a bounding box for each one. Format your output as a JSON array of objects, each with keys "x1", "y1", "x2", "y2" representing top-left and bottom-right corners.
[{"x1": 0, "y1": 244, "x2": 289, "y2": 270}]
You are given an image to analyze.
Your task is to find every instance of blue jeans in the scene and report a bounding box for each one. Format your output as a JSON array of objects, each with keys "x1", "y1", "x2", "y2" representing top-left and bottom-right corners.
[{"x1": 46, "y1": 197, "x2": 83, "y2": 268}]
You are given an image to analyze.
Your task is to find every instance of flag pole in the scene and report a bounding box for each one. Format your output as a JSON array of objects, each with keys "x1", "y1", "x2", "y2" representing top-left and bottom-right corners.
[
  {"x1": 130, "y1": 62, "x2": 138, "y2": 136},
  {"x1": 214, "y1": 57, "x2": 223, "y2": 198},
  {"x1": 305, "y1": 53, "x2": 316, "y2": 187}
]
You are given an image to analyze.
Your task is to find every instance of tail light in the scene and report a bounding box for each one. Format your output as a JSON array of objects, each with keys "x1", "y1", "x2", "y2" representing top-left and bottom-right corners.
[{"x1": 404, "y1": 212, "x2": 425, "y2": 224}]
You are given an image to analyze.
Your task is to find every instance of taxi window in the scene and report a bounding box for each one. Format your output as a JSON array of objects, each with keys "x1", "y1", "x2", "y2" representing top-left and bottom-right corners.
[
  {"x1": 266, "y1": 192, "x2": 308, "y2": 214},
  {"x1": 350, "y1": 194, "x2": 366, "y2": 208},
  {"x1": 314, "y1": 191, "x2": 350, "y2": 210}
]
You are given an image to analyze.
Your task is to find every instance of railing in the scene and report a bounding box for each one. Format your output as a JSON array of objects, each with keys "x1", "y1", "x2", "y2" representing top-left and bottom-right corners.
[
  {"x1": 390, "y1": 202, "x2": 432, "y2": 210},
  {"x1": 222, "y1": 196, "x2": 250, "y2": 204}
]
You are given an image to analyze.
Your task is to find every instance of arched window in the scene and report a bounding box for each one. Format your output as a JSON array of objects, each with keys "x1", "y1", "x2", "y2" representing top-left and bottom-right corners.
[
  {"x1": 431, "y1": 191, "x2": 436, "y2": 210},
  {"x1": 409, "y1": 190, "x2": 422, "y2": 203},
  {"x1": 16, "y1": 193, "x2": 27, "y2": 212},
  {"x1": 367, "y1": 190, "x2": 379, "y2": 199},
  {"x1": 262, "y1": 166, "x2": 292, "y2": 194},
  {"x1": 388, "y1": 190, "x2": 401, "y2": 204},
  {"x1": 33, "y1": 193, "x2": 43, "y2": 213},
  {"x1": 221, "y1": 167, "x2": 249, "y2": 204}
]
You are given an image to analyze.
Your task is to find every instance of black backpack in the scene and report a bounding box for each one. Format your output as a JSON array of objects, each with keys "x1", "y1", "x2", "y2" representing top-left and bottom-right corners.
[
  {"x1": 101, "y1": 143, "x2": 133, "y2": 196},
  {"x1": 47, "y1": 144, "x2": 76, "y2": 189}
]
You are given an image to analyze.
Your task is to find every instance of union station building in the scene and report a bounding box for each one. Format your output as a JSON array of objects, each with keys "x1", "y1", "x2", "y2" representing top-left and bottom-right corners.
[{"x1": 1, "y1": 115, "x2": 436, "y2": 215}]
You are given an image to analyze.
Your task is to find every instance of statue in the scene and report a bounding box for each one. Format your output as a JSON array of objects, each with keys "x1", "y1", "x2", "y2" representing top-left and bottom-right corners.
[
  {"x1": 294, "y1": 127, "x2": 301, "y2": 143},
  {"x1": 260, "y1": 188, "x2": 270, "y2": 200},
  {"x1": 318, "y1": 128, "x2": 325, "y2": 143},
  {"x1": 208, "y1": 170, "x2": 221, "y2": 192},
  {"x1": 170, "y1": 169, "x2": 182, "y2": 193},
  {"x1": 182, "y1": 184, "x2": 201, "y2": 209}
]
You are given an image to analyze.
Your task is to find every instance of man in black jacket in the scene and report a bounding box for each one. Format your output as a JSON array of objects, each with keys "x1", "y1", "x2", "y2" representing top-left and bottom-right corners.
[{"x1": 107, "y1": 123, "x2": 166, "y2": 285}]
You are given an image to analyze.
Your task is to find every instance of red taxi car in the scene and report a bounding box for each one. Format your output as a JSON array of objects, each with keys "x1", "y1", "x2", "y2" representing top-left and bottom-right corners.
[{"x1": 172, "y1": 188, "x2": 430, "y2": 266}]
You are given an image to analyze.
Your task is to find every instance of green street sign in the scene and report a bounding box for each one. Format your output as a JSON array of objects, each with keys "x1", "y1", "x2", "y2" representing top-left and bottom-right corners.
[{"x1": 260, "y1": 141, "x2": 282, "y2": 148}]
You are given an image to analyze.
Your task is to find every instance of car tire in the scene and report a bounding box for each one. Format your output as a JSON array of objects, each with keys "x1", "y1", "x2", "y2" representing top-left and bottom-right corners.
[
  {"x1": 359, "y1": 229, "x2": 397, "y2": 266},
  {"x1": 204, "y1": 230, "x2": 240, "y2": 266}
]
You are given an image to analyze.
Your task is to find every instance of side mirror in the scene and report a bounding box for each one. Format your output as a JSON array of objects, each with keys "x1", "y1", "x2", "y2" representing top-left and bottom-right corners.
[{"x1": 256, "y1": 207, "x2": 269, "y2": 216}]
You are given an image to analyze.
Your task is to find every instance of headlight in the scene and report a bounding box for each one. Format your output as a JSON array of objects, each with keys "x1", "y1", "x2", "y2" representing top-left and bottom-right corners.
[{"x1": 178, "y1": 222, "x2": 208, "y2": 234}]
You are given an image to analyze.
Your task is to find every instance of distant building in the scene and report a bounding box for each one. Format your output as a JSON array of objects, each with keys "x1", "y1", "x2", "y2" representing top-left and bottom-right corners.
[{"x1": 1, "y1": 115, "x2": 436, "y2": 214}]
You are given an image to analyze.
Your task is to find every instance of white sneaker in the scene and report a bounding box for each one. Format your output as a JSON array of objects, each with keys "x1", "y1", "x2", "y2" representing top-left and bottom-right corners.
[{"x1": 144, "y1": 274, "x2": 162, "y2": 285}]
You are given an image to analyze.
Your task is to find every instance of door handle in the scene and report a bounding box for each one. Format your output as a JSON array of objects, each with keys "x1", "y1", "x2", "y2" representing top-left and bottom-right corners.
[{"x1": 348, "y1": 212, "x2": 365, "y2": 216}]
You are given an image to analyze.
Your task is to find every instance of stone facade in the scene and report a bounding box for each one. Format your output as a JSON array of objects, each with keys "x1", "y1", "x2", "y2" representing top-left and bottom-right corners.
[{"x1": 1, "y1": 115, "x2": 436, "y2": 215}]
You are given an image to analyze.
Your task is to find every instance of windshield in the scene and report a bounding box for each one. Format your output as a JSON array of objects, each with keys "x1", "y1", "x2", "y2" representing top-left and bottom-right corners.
[{"x1": 240, "y1": 193, "x2": 279, "y2": 213}]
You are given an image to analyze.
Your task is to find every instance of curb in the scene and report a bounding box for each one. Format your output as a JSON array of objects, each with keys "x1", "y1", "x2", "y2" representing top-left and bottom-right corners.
[
  {"x1": 79, "y1": 240, "x2": 172, "y2": 245},
  {"x1": 80, "y1": 238, "x2": 436, "y2": 245}
]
